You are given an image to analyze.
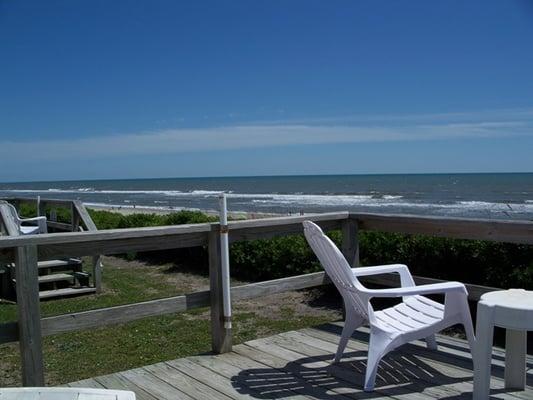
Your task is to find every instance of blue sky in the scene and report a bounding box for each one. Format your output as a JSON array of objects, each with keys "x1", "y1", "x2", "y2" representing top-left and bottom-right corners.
[{"x1": 1, "y1": 0, "x2": 533, "y2": 181}]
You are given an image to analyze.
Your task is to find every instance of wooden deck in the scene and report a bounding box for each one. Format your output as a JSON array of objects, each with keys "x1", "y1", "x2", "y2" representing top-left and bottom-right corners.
[{"x1": 68, "y1": 322, "x2": 532, "y2": 400}]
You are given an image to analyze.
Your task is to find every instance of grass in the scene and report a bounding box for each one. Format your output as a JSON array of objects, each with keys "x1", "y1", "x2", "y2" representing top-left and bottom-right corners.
[{"x1": 0, "y1": 256, "x2": 339, "y2": 386}]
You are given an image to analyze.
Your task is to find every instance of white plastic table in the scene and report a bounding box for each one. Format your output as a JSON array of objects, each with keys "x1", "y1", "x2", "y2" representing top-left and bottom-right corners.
[
  {"x1": 0, "y1": 387, "x2": 136, "y2": 400},
  {"x1": 473, "y1": 289, "x2": 533, "y2": 399}
]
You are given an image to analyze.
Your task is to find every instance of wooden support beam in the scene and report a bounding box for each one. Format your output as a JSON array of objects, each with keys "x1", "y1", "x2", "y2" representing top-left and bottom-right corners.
[
  {"x1": 38, "y1": 201, "x2": 46, "y2": 219},
  {"x1": 208, "y1": 231, "x2": 232, "y2": 353},
  {"x1": 71, "y1": 203, "x2": 80, "y2": 232},
  {"x1": 341, "y1": 218, "x2": 359, "y2": 268},
  {"x1": 15, "y1": 245, "x2": 44, "y2": 386},
  {"x1": 92, "y1": 255, "x2": 103, "y2": 293}
]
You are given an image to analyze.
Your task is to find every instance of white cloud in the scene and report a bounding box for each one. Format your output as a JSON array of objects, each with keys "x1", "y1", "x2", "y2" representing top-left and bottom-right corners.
[{"x1": 1, "y1": 109, "x2": 532, "y2": 162}]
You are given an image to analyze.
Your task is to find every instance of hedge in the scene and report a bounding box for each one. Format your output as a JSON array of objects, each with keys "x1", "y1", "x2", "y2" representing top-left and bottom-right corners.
[{"x1": 15, "y1": 205, "x2": 533, "y2": 289}]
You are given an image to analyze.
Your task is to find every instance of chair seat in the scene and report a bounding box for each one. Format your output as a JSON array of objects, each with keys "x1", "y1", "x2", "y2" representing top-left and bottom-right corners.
[
  {"x1": 374, "y1": 295, "x2": 445, "y2": 333},
  {"x1": 20, "y1": 225, "x2": 40, "y2": 235}
]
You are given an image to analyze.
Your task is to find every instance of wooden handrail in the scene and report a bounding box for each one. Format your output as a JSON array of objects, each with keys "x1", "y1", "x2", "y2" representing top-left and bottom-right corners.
[{"x1": 351, "y1": 212, "x2": 533, "y2": 244}]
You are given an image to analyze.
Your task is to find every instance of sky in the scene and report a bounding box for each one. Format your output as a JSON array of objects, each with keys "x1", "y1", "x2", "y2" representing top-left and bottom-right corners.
[{"x1": 1, "y1": 0, "x2": 533, "y2": 182}]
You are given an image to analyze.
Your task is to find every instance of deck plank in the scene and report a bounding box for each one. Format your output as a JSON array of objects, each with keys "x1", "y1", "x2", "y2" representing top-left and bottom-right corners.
[
  {"x1": 167, "y1": 357, "x2": 259, "y2": 399},
  {"x1": 272, "y1": 330, "x2": 464, "y2": 400},
  {"x1": 94, "y1": 372, "x2": 159, "y2": 400},
  {"x1": 68, "y1": 323, "x2": 532, "y2": 400},
  {"x1": 66, "y1": 378, "x2": 105, "y2": 389},
  {"x1": 302, "y1": 325, "x2": 531, "y2": 400},
  {"x1": 200, "y1": 351, "x2": 314, "y2": 400},
  {"x1": 144, "y1": 361, "x2": 234, "y2": 400},
  {"x1": 244, "y1": 335, "x2": 443, "y2": 400},
  {"x1": 120, "y1": 368, "x2": 194, "y2": 400}
]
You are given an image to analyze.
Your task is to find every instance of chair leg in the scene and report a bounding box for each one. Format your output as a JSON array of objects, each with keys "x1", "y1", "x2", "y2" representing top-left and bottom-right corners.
[
  {"x1": 364, "y1": 329, "x2": 393, "y2": 392},
  {"x1": 462, "y1": 311, "x2": 476, "y2": 350},
  {"x1": 425, "y1": 334, "x2": 438, "y2": 350},
  {"x1": 457, "y1": 294, "x2": 475, "y2": 350},
  {"x1": 333, "y1": 312, "x2": 363, "y2": 363}
]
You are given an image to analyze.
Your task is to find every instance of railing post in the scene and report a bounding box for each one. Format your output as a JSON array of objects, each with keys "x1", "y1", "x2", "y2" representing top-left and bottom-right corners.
[
  {"x1": 38, "y1": 200, "x2": 46, "y2": 219},
  {"x1": 15, "y1": 244, "x2": 45, "y2": 386},
  {"x1": 71, "y1": 203, "x2": 80, "y2": 232},
  {"x1": 208, "y1": 230, "x2": 232, "y2": 353},
  {"x1": 92, "y1": 256, "x2": 103, "y2": 293},
  {"x1": 342, "y1": 217, "x2": 360, "y2": 267}
]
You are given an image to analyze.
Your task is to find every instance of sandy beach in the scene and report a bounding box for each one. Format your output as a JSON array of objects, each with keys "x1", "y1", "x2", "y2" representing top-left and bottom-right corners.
[{"x1": 86, "y1": 203, "x2": 287, "y2": 220}]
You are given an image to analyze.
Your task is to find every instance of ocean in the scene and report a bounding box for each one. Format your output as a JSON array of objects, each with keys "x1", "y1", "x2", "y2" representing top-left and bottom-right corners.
[{"x1": 1, "y1": 173, "x2": 532, "y2": 220}]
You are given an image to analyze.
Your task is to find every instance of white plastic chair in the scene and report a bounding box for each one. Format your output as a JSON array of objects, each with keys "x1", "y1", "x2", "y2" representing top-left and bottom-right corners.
[
  {"x1": 303, "y1": 221, "x2": 475, "y2": 391},
  {"x1": 6, "y1": 203, "x2": 48, "y2": 235}
]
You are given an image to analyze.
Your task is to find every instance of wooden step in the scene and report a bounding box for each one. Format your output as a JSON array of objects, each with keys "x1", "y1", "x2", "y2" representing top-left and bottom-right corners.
[
  {"x1": 39, "y1": 287, "x2": 96, "y2": 300},
  {"x1": 36, "y1": 258, "x2": 82, "y2": 269},
  {"x1": 13, "y1": 273, "x2": 74, "y2": 285},
  {"x1": 8, "y1": 258, "x2": 82, "y2": 270}
]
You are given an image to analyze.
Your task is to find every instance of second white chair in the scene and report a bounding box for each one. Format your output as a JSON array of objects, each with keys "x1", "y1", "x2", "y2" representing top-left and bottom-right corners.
[
  {"x1": 6, "y1": 203, "x2": 47, "y2": 235},
  {"x1": 303, "y1": 221, "x2": 475, "y2": 391}
]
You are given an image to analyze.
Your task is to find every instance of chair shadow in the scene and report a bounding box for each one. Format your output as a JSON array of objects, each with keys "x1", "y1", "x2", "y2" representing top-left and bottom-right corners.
[
  {"x1": 231, "y1": 349, "x2": 472, "y2": 399},
  {"x1": 231, "y1": 325, "x2": 532, "y2": 399}
]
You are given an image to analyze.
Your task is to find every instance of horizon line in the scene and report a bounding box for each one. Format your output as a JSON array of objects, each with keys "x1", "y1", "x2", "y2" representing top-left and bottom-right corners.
[{"x1": 2, "y1": 171, "x2": 533, "y2": 185}]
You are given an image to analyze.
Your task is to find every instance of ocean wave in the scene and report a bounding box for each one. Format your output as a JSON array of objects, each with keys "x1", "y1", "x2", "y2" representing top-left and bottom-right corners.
[
  {"x1": 84, "y1": 202, "x2": 202, "y2": 212},
  {"x1": 2, "y1": 188, "x2": 533, "y2": 216}
]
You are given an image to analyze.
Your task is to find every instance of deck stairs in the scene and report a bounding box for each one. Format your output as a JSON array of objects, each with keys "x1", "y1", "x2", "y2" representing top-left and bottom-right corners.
[
  {"x1": 2, "y1": 258, "x2": 96, "y2": 300},
  {"x1": 0, "y1": 198, "x2": 102, "y2": 301}
]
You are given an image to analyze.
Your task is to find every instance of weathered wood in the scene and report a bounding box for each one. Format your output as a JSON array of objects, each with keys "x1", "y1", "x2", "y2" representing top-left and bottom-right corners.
[
  {"x1": 228, "y1": 213, "x2": 346, "y2": 243},
  {"x1": 209, "y1": 231, "x2": 232, "y2": 353},
  {"x1": 232, "y1": 271, "x2": 330, "y2": 301},
  {"x1": 15, "y1": 245, "x2": 44, "y2": 386},
  {"x1": 2, "y1": 211, "x2": 531, "y2": 263},
  {"x1": 71, "y1": 203, "x2": 80, "y2": 232},
  {"x1": 46, "y1": 221, "x2": 73, "y2": 231},
  {"x1": 39, "y1": 290, "x2": 209, "y2": 336},
  {"x1": 145, "y1": 362, "x2": 234, "y2": 400},
  {"x1": 341, "y1": 218, "x2": 359, "y2": 268},
  {"x1": 92, "y1": 255, "x2": 103, "y2": 293},
  {"x1": 1, "y1": 197, "x2": 74, "y2": 208},
  {"x1": 0, "y1": 272, "x2": 330, "y2": 344},
  {"x1": 66, "y1": 324, "x2": 532, "y2": 400},
  {"x1": 94, "y1": 373, "x2": 159, "y2": 400},
  {"x1": 38, "y1": 200, "x2": 46, "y2": 219},
  {"x1": 0, "y1": 223, "x2": 212, "y2": 249},
  {"x1": 73, "y1": 200, "x2": 97, "y2": 231},
  {"x1": 73, "y1": 201, "x2": 103, "y2": 291},
  {"x1": 351, "y1": 212, "x2": 533, "y2": 244},
  {"x1": 39, "y1": 287, "x2": 96, "y2": 300},
  {"x1": 0, "y1": 229, "x2": 210, "y2": 263}
]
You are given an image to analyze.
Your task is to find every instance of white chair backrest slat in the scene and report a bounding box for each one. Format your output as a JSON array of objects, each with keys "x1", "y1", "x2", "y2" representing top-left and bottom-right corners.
[{"x1": 303, "y1": 221, "x2": 369, "y2": 319}]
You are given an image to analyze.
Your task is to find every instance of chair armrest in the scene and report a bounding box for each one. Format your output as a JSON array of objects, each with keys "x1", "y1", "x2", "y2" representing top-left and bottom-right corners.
[
  {"x1": 352, "y1": 264, "x2": 415, "y2": 287},
  {"x1": 20, "y1": 216, "x2": 45, "y2": 224},
  {"x1": 360, "y1": 281, "x2": 467, "y2": 298}
]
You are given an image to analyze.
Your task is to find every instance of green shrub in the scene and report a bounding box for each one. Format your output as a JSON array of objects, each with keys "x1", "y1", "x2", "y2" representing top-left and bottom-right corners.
[
  {"x1": 18, "y1": 202, "x2": 71, "y2": 223},
  {"x1": 85, "y1": 208, "x2": 533, "y2": 289}
]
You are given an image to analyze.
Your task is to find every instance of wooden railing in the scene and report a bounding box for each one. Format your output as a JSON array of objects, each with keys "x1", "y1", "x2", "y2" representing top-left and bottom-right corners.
[{"x1": 0, "y1": 210, "x2": 532, "y2": 386}]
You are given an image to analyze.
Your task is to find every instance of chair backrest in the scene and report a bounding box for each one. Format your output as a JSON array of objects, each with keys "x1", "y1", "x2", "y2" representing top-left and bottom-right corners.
[
  {"x1": 303, "y1": 221, "x2": 369, "y2": 319},
  {"x1": 6, "y1": 203, "x2": 21, "y2": 226}
]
